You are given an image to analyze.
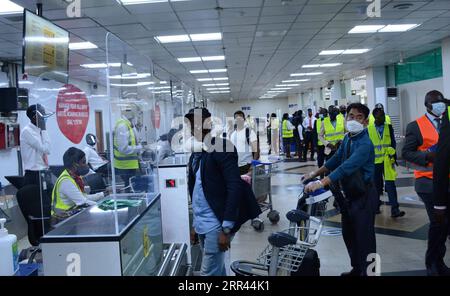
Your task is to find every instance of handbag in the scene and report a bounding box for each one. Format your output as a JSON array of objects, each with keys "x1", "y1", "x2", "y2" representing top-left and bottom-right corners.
[{"x1": 339, "y1": 138, "x2": 368, "y2": 200}]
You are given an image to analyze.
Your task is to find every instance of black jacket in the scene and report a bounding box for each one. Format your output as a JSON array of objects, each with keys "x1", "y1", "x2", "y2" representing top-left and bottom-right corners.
[
  {"x1": 188, "y1": 137, "x2": 261, "y2": 233},
  {"x1": 402, "y1": 120, "x2": 428, "y2": 167},
  {"x1": 433, "y1": 110, "x2": 450, "y2": 207}
]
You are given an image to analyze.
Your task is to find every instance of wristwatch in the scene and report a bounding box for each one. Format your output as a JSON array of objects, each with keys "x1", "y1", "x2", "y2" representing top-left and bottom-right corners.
[{"x1": 222, "y1": 227, "x2": 232, "y2": 235}]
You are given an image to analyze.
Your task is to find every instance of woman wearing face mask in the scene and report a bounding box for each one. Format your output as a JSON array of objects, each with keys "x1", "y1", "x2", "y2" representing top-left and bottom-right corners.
[
  {"x1": 302, "y1": 103, "x2": 377, "y2": 276},
  {"x1": 51, "y1": 147, "x2": 106, "y2": 224}
]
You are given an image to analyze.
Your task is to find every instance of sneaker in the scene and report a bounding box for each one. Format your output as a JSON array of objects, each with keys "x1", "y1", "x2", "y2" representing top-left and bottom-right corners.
[{"x1": 391, "y1": 211, "x2": 406, "y2": 218}]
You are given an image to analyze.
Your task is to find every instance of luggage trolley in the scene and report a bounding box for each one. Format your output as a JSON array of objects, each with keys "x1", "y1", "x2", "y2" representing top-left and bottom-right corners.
[
  {"x1": 231, "y1": 209, "x2": 323, "y2": 276},
  {"x1": 250, "y1": 160, "x2": 280, "y2": 232}
]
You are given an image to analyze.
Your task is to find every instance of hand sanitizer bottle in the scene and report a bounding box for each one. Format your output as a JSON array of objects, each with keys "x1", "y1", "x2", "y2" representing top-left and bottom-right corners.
[{"x1": 0, "y1": 218, "x2": 19, "y2": 276}]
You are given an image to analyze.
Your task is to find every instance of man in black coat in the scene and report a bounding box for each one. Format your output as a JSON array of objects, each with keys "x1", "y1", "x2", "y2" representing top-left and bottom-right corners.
[{"x1": 185, "y1": 107, "x2": 261, "y2": 276}]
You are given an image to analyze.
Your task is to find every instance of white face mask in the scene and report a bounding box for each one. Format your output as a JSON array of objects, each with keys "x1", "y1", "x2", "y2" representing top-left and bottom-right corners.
[
  {"x1": 346, "y1": 120, "x2": 364, "y2": 134},
  {"x1": 431, "y1": 102, "x2": 446, "y2": 117}
]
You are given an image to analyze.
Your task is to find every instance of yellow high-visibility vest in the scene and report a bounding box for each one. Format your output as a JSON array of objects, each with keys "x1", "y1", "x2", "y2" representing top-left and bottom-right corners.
[
  {"x1": 323, "y1": 116, "x2": 345, "y2": 144},
  {"x1": 316, "y1": 119, "x2": 323, "y2": 146},
  {"x1": 282, "y1": 120, "x2": 294, "y2": 138},
  {"x1": 113, "y1": 119, "x2": 139, "y2": 170},
  {"x1": 368, "y1": 123, "x2": 397, "y2": 181},
  {"x1": 51, "y1": 169, "x2": 78, "y2": 216}
]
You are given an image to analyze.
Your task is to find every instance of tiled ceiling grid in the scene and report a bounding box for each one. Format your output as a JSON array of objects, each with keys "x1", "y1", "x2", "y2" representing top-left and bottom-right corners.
[{"x1": 1, "y1": 0, "x2": 450, "y2": 101}]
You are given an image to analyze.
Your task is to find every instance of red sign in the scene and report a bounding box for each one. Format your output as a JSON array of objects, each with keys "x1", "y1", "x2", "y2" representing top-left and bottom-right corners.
[
  {"x1": 56, "y1": 84, "x2": 90, "y2": 144},
  {"x1": 151, "y1": 104, "x2": 161, "y2": 129}
]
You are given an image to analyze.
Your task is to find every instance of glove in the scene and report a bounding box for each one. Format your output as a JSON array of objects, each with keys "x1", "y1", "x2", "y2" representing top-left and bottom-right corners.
[{"x1": 305, "y1": 180, "x2": 324, "y2": 193}]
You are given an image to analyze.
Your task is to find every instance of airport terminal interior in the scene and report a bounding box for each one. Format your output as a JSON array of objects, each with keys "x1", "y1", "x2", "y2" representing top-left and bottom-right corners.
[{"x1": 0, "y1": 0, "x2": 450, "y2": 277}]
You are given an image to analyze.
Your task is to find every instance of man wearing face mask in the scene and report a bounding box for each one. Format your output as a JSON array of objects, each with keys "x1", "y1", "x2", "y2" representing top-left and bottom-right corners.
[
  {"x1": 319, "y1": 105, "x2": 345, "y2": 160},
  {"x1": 51, "y1": 147, "x2": 106, "y2": 224},
  {"x1": 230, "y1": 111, "x2": 259, "y2": 175},
  {"x1": 113, "y1": 105, "x2": 143, "y2": 188},
  {"x1": 402, "y1": 90, "x2": 450, "y2": 276},
  {"x1": 315, "y1": 108, "x2": 328, "y2": 168},
  {"x1": 20, "y1": 104, "x2": 52, "y2": 187},
  {"x1": 369, "y1": 108, "x2": 405, "y2": 218},
  {"x1": 185, "y1": 108, "x2": 261, "y2": 276},
  {"x1": 302, "y1": 103, "x2": 377, "y2": 276}
]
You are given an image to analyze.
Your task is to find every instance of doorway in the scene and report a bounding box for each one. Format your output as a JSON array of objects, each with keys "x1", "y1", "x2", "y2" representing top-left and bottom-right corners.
[{"x1": 95, "y1": 111, "x2": 105, "y2": 153}]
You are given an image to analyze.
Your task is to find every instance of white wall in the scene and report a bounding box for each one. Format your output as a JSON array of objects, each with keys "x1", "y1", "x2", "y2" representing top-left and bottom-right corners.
[
  {"x1": 398, "y1": 77, "x2": 444, "y2": 135},
  {"x1": 208, "y1": 97, "x2": 289, "y2": 120}
]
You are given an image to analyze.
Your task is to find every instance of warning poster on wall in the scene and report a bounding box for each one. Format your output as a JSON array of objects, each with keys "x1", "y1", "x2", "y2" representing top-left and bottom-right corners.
[{"x1": 56, "y1": 84, "x2": 89, "y2": 144}]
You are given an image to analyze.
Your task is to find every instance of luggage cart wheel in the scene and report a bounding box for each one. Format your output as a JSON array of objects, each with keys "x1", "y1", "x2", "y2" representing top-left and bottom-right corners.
[
  {"x1": 267, "y1": 210, "x2": 280, "y2": 224},
  {"x1": 251, "y1": 219, "x2": 265, "y2": 232}
]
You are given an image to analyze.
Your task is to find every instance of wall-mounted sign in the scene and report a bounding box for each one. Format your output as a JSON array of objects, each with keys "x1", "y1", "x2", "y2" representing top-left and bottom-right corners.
[
  {"x1": 242, "y1": 106, "x2": 251, "y2": 111},
  {"x1": 23, "y1": 10, "x2": 69, "y2": 84},
  {"x1": 56, "y1": 84, "x2": 90, "y2": 144},
  {"x1": 289, "y1": 104, "x2": 298, "y2": 108},
  {"x1": 151, "y1": 103, "x2": 161, "y2": 129}
]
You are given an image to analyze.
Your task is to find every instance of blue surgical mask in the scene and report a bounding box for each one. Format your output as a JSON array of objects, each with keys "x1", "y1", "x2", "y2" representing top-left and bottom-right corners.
[{"x1": 432, "y1": 102, "x2": 446, "y2": 117}]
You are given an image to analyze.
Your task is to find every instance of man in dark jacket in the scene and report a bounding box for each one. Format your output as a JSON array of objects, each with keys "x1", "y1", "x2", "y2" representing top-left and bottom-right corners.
[
  {"x1": 185, "y1": 107, "x2": 260, "y2": 276},
  {"x1": 402, "y1": 90, "x2": 449, "y2": 276}
]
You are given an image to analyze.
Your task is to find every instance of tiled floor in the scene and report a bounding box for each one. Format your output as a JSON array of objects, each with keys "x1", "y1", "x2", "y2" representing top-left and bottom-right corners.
[{"x1": 229, "y1": 155, "x2": 450, "y2": 276}]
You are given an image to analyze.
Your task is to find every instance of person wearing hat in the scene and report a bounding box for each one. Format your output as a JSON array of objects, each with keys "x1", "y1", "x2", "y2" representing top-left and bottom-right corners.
[
  {"x1": 20, "y1": 104, "x2": 52, "y2": 186},
  {"x1": 402, "y1": 90, "x2": 450, "y2": 276},
  {"x1": 369, "y1": 103, "x2": 391, "y2": 125},
  {"x1": 83, "y1": 134, "x2": 109, "y2": 175},
  {"x1": 185, "y1": 107, "x2": 260, "y2": 276},
  {"x1": 368, "y1": 107, "x2": 405, "y2": 218}
]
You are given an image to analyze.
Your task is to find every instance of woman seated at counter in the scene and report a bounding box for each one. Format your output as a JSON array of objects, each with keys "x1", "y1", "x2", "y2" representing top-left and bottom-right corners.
[{"x1": 51, "y1": 147, "x2": 106, "y2": 224}]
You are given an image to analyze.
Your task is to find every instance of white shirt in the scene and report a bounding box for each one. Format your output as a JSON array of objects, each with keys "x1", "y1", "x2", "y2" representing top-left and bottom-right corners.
[
  {"x1": 115, "y1": 117, "x2": 142, "y2": 155},
  {"x1": 297, "y1": 124, "x2": 304, "y2": 141},
  {"x1": 302, "y1": 116, "x2": 316, "y2": 132},
  {"x1": 230, "y1": 127, "x2": 257, "y2": 166},
  {"x1": 83, "y1": 146, "x2": 108, "y2": 170},
  {"x1": 58, "y1": 178, "x2": 104, "y2": 208},
  {"x1": 20, "y1": 123, "x2": 51, "y2": 171},
  {"x1": 425, "y1": 112, "x2": 442, "y2": 130}
]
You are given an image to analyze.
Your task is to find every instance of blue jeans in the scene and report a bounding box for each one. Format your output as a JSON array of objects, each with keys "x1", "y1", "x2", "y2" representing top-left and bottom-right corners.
[{"x1": 198, "y1": 227, "x2": 228, "y2": 276}]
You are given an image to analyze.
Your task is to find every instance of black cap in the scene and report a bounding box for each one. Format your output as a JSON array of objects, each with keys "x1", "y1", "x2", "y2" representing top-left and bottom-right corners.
[
  {"x1": 374, "y1": 103, "x2": 384, "y2": 110},
  {"x1": 184, "y1": 107, "x2": 211, "y2": 120},
  {"x1": 26, "y1": 104, "x2": 47, "y2": 120},
  {"x1": 86, "y1": 134, "x2": 97, "y2": 146}
]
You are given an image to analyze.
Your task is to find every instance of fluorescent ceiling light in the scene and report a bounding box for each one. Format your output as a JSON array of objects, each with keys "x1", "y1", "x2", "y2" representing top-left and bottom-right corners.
[
  {"x1": 268, "y1": 90, "x2": 285, "y2": 93},
  {"x1": 378, "y1": 24, "x2": 420, "y2": 32},
  {"x1": 276, "y1": 84, "x2": 298, "y2": 87},
  {"x1": 348, "y1": 25, "x2": 385, "y2": 34},
  {"x1": 190, "y1": 69, "x2": 227, "y2": 74},
  {"x1": 202, "y1": 84, "x2": 216, "y2": 87},
  {"x1": 207, "y1": 88, "x2": 219, "y2": 91},
  {"x1": 109, "y1": 73, "x2": 151, "y2": 79},
  {"x1": 81, "y1": 63, "x2": 121, "y2": 69},
  {"x1": 320, "y1": 63, "x2": 342, "y2": 67},
  {"x1": 282, "y1": 79, "x2": 310, "y2": 83},
  {"x1": 155, "y1": 35, "x2": 190, "y2": 43},
  {"x1": 178, "y1": 57, "x2": 202, "y2": 63},
  {"x1": 118, "y1": 0, "x2": 180, "y2": 5},
  {"x1": 302, "y1": 64, "x2": 321, "y2": 68},
  {"x1": 110, "y1": 81, "x2": 153, "y2": 87},
  {"x1": 202, "y1": 55, "x2": 225, "y2": 61},
  {"x1": 69, "y1": 42, "x2": 98, "y2": 50},
  {"x1": 319, "y1": 50, "x2": 345, "y2": 55},
  {"x1": 271, "y1": 88, "x2": 291, "y2": 90},
  {"x1": 198, "y1": 78, "x2": 213, "y2": 82},
  {"x1": 0, "y1": 0, "x2": 23, "y2": 15},
  {"x1": 342, "y1": 49, "x2": 370, "y2": 54},
  {"x1": 217, "y1": 87, "x2": 230, "y2": 90},
  {"x1": 190, "y1": 33, "x2": 222, "y2": 42},
  {"x1": 213, "y1": 77, "x2": 228, "y2": 81},
  {"x1": 160, "y1": 81, "x2": 167, "y2": 84},
  {"x1": 290, "y1": 72, "x2": 323, "y2": 77}
]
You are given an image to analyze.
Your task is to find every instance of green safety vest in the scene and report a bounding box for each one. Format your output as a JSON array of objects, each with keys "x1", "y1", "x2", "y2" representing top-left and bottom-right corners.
[
  {"x1": 282, "y1": 120, "x2": 294, "y2": 138},
  {"x1": 369, "y1": 114, "x2": 391, "y2": 125},
  {"x1": 316, "y1": 118, "x2": 323, "y2": 146},
  {"x1": 113, "y1": 119, "x2": 139, "y2": 170},
  {"x1": 323, "y1": 117, "x2": 345, "y2": 144},
  {"x1": 51, "y1": 169, "x2": 79, "y2": 216},
  {"x1": 368, "y1": 123, "x2": 397, "y2": 181}
]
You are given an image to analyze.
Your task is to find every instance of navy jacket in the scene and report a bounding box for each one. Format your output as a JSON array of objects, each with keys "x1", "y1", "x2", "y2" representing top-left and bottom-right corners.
[{"x1": 188, "y1": 137, "x2": 261, "y2": 233}]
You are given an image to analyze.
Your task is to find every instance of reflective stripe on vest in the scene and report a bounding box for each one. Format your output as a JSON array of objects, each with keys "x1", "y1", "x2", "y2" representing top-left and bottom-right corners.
[
  {"x1": 282, "y1": 120, "x2": 294, "y2": 138},
  {"x1": 113, "y1": 119, "x2": 139, "y2": 170},
  {"x1": 414, "y1": 115, "x2": 438, "y2": 179},
  {"x1": 368, "y1": 123, "x2": 391, "y2": 164},
  {"x1": 51, "y1": 169, "x2": 78, "y2": 216},
  {"x1": 323, "y1": 117, "x2": 345, "y2": 144},
  {"x1": 317, "y1": 119, "x2": 323, "y2": 146}
]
